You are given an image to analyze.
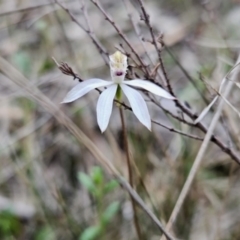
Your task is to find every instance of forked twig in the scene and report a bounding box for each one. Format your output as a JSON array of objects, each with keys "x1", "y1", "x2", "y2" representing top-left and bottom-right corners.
[{"x1": 55, "y1": 0, "x2": 109, "y2": 63}]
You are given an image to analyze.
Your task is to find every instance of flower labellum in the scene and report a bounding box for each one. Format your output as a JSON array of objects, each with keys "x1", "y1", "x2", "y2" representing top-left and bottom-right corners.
[
  {"x1": 109, "y1": 51, "x2": 127, "y2": 83},
  {"x1": 62, "y1": 51, "x2": 175, "y2": 132}
]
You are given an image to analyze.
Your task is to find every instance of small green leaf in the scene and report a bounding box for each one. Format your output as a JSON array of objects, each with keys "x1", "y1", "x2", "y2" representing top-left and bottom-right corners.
[
  {"x1": 78, "y1": 173, "x2": 95, "y2": 194},
  {"x1": 12, "y1": 51, "x2": 31, "y2": 76},
  {"x1": 91, "y1": 167, "x2": 103, "y2": 185},
  {"x1": 102, "y1": 201, "x2": 120, "y2": 224},
  {"x1": 104, "y1": 180, "x2": 119, "y2": 193},
  {"x1": 79, "y1": 225, "x2": 101, "y2": 240},
  {"x1": 0, "y1": 210, "x2": 21, "y2": 236},
  {"x1": 35, "y1": 226, "x2": 55, "y2": 240}
]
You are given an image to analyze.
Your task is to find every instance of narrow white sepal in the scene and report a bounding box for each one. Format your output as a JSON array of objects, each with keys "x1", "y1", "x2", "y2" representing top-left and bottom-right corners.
[
  {"x1": 96, "y1": 84, "x2": 118, "y2": 132},
  {"x1": 62, "y1": 78, "x2": 112, "y2": 103},
  {"x1": 124, "y1": 79, "x2": 175, "y2": 99},
  {"x1": 120, "y1": 84, "x2": 151, "y2": 130}
]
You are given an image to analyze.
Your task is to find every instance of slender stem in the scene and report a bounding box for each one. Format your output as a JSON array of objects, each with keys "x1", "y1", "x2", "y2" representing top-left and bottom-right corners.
[
  {"x1": 119, "y1": 107, "x2": 143, "y2": 240},
  {"x1": 119, "y1": 107, "x2": 132, "y2": 186}
]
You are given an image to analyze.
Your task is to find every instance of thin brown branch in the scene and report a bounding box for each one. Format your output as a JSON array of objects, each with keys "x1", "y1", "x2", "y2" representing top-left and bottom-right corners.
[
  {"x1": 164, "y1": 46, "x2": 209, "y2": 104},
  {"x1": 156, "y1": 93, "x2": 240, "y2": 164},
  {"x1": 0, "y1": 1, "x2": 72, "y2": 17},
  {"x1": 151, "y1": 120, "x2": 203, "y2": 141},
  {"x1": 80, "y1": 0, "x2": 93, "y2": 33},
  {"x1": 122, "y1": 0, "x2": 154, "y2": 66},
  {"x1": 135, "y1": 0, "x2": 164, "y2": 79},
  {"x1": 55, "y1": 0, "x2": 109, "y2": 63}
]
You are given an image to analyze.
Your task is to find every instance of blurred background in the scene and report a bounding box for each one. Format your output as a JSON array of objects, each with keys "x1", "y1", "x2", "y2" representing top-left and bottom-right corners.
[{"x1": 0, "y1": 0, "x2": 240, "y2": 239}]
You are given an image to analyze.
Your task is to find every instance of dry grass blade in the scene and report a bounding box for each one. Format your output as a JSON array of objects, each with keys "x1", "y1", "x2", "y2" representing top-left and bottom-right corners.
[{"x1": 194, "y1": 62, "x2": 240, "y2": 124}]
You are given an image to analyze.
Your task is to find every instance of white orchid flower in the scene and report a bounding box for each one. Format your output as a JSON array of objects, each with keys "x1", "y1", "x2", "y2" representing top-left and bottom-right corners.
[{"x1": 62, "y1": 51, "x2": 175, "y2": 132}]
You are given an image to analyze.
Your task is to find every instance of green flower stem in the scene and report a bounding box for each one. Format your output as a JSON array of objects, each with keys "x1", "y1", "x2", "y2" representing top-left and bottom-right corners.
[{"x1": 116, "y1": 84, "x2": 122, "y2": 101}]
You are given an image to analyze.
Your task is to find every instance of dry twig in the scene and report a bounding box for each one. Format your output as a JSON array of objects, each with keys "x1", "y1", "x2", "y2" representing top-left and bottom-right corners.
[{"x1": 55, "y1": 0, "x2": 109, "y2": 63}]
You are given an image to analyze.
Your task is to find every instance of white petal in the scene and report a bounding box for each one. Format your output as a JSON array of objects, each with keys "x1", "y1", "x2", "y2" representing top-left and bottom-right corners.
[
  {"x1": 62, "y1": 78, "x2": 113, "y2": 103},
  {"x1": 120, "y1": 84, "x2": 151, "y2": 130},
  {"x1": 96, "y1": 84, "x2": 118, "y2": 132},
  {"x1": 124, "y1": 79, "x2": 175, "y2": 99}
]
